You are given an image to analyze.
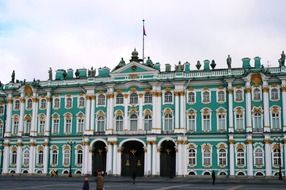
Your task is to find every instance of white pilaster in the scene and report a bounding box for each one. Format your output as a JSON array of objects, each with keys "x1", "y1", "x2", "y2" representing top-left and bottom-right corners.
[
  {"x1": 106, "y1": 86, "x2": 114, "y2": 134},
  {"x1": 44, "y1": 91, "x2": 51, "y2": 136},
  {"x1": 246, "y1": 135, "x2": 253, "y2": 176},
  {"x1": 227, "y1": 80, "x2": 234, "y2": 133},
  {"x1": 284, "y1": 137, "x2": 286, "y2": 177},
  {"x1": 176, "y1": 142, "x2": 182, "y2": 175},
  {"x1": 138, "y1": 93, "x2": 143, "y2": 131},
  {"x1": 180, "y1": 92, "x2": 186, "y2": 131},
  {"x1": 90, "y1": 96, "x2": 95, "y2": 131},
  {"x1": 263, "y1": 80, "x2": 270, "y2": 132},
  {"x1": 87, "y1": 148, "x2": 92, "y2": 174},
  {"x1": 151, "y1": 83, "x2": 161, "y2": 134},
  {"x1": 84, "y1": 95, "x2": 91, "y2": 134},
  {"x1": 155, "y1": 145, "x2": 160, "y2": 175},
  {"x1": 2, "y1": 141, "x2": 10, "y2": 173},
  {"x1": 82, "y1": 137, "x2": 89, "y2": 174},
  {"x1": 174, "y1": 83, "x2": 186, "y2": 133},
  {"x1": 106, "y1": 142, "x2": 112, "y2": 174},
  {"x1": 16, "y1": 140, "x2": 22, "y2": 174},
  {"x1": 245, "y1": 80, "x2": 252, "y2": 132},
  {"x1": 147, "y1": 142, "x2": 152, "y2": 175},
  {"x1": 264, "y1": 135, "x2": 272, "y2": 176},
  {"x1": 281, "y1": 80, "x2": 286, "y2": 132},
  {"x1": 43, "y1": 140, "x2": 49, "y2": 174},
  {"x1": 123, "y1": 94, "x2": 129, "y2": 131},
  {"x1": 4, "y1": 93, "x2": 12, "y2": 137},
  {"x1": 116, "y1": 148, "x2": 121, "y2": 175},
  {"x1": 174, "y1": 92, "x2": 180, "y2": 131},
  {"x1": 29, "y1": 140, "x2": 36, "y2": 173},
  {"x1": 30, "y1": 92, "x2": 38, "y2": 136},
  {"x1": 112, "y1": 143, "x2": 117, "y2": 175},
  {"x1": 229, "y1": 135, "x2": 235, "y2": 176},
  {"x1": 18, "y1": 93, "x2": 25, "y2": 136}
]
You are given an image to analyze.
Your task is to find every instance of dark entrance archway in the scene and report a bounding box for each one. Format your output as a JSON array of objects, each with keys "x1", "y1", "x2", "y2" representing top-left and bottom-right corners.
[
  {"x1": 92, "y1": 141, "x2": 106, "y2": 176},
  {"x1": 121, "y1": 141, "x2": 144, "y2": 177},
  {"x1": 160, "y1": 140, "x2": 176, "y2": 177}
]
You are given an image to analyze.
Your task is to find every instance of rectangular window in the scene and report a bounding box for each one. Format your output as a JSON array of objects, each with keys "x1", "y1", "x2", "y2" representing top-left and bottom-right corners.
[
  {"x1": 189, "y1": 149, "x2": 196, "y2": 166},
  {"x1": 53, "y1": 119, "x2": 59, "y2": 134},
  {"x1": 188, "y1": 114, "x2": 195, "y2": 131},
  {"x1": 218, "y1": 114, "x2": 226, "y2": 131},
  {"x1": 253, "y1": 113, "x2": 262, "y2": 132},
  {"x1": 203, "y1": 150, "x2": 211, "y2": 166},
  {"x1": 13, "y1": 120, "x2": 19, "y2": 135},
  {"x1": 77, "y1": 118, "x2": 84, "y2": 133},
  {"x1": 38, "y1": 120, "x2": 45, "y2": 135},
  {"x1": 236, "y1": 114, "x2": 243, "y2": 130},
  {"x1": 272, "y1": 112, "x2": 279, "y2": 129},
  {"x1": 65, "y1": 119, "x2": 71, "y2": 134},
  {"x1": 203, "y1": 115, "x2": 210, "y2": 131}
]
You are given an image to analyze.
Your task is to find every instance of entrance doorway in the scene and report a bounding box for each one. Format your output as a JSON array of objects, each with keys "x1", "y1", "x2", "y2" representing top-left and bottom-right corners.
[
  {"x1": 160, "y1": 140, "x2": 176, "y2": 177},
  {"x1": 92, "y1": 141, "x2": 106, "y2": 176},
  {"x1": 121, "y1": 141, "x2": 144, "y2": 177}
]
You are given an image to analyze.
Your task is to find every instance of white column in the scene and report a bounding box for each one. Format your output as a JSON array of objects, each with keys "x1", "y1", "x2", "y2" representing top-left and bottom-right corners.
[
  {"x1": 106, "y1": 142, "x2": 112, "y2": 174},
  {"x1": 90, "y1": 96, "x2": 95, "y2": 131},
  {"x1": 29, "y1": 141, "x2": 36, "y2": 174},
  {"x1": 112, "y1": 143, "x2": 117, "y2": 175},
  {"x1": 138, "y1": 93, "x2": 143, "y2": 131},
  {"x1": 281, "y1": 80, "x2": 286, "y2": 132},
  {"x1": 4, "y1": 94, "x2": 12, "y2": 137},
  {"x1": 43, "y1": 141, "x2": 49, "y2": 174},
  {"x1": 82, "y1": 141, "x2": 89, "y2": 174},
  {"x1": 16, "y1": 140, "x2": 22, "y2": 174},
  {"x1": 106, "y1": 86, "x2": 114, "y2": 134},
  {"x1": 284, "y1": 138, "x2": 286, "y2": 177},
  {"x1": 227, "y1": 80, "x2": 234, "y2": 133},
  {"x1": 174, "y1": 92, "x2": 180, "y2": 132},
  {"x1": 18, "y1": 93, "x2": 25, "y2": 136},
  {"x1": 229, "y1": 136, "x2": 235, "y2": 176},
  {"x1": 116, "y1": 148, "x2": 121, "y2": 175},
  {"x1": 246, "y1": 136, "x2": 253, "y2": 176},
  {"x1": 144, "y1": 146, "x2": 148, "y2": 175},
  {"x1": 123, "y1": 94, "x2": 129, "y2": 131},
  {"x1": 176, "y1": 141, "x2": 182, "y2": 175},
  {"x1": 84, "y1": 96, "x2": 91, "y2": 133},
  {"x1": 87, "y1": 149, "x2": 92, "y2": 174},
  {"x1": 183, "y1": 141, "x2": 188, "y2": 176},
  {"x1": 263, "y1": 80, "x2": 270, "y2": 132},
  {"x1": 30, "y1": 92, "x2": 38, "y2": 136},
  {"x1": 155, "y1": 145, "x2": 160, "y2": 175},
  {"x1": 2, "y1": 141, "x2": 10, "y2": 173},
  {"x1": 147, "y1": 142, "x2": 152, "y2": 175},
  {"x1": 44, "y1": 91, "x2": 51, "y2": 136},
  {"x1": 264, "y1": 137, "x2": 272, "y2": 176},
  {"x1": 151, "y1": 83, "x2": 161, "y2": 133},
  {"x1": 180, "y1": 92, "x2": 186, "y2": 131},
  {"x1": 245, "y1": 80, "x2": 252, "y2": 132}
]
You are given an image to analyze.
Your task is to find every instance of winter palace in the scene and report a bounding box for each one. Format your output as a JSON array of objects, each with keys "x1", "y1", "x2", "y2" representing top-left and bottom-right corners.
[{"x1": 0, "y1": 49, "x2": 285, "y2": 177}]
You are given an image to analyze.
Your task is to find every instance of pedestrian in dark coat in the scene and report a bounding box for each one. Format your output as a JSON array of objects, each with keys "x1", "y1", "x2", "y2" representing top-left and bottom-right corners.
[
  {"x1": 212, "y1": 170, "x2": 216, "y2": 185},
  {"x1": 132, "y1": 171, "x2": 136, "y2": 184},
  {"x1": 82, "y1": 176, "x2": 89, "y2": 190},
  {"x1": 96, "y1": 172, "x2": 104, "y2": 190}
]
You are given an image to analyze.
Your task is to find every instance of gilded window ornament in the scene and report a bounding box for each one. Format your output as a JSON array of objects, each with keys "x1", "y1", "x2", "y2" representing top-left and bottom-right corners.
[{"x1": 251, "y1": 73, "x2": 262, "y2": 86}]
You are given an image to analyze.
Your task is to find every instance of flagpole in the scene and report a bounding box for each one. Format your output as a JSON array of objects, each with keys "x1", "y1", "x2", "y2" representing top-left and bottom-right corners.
[{"x1": 142, "y1": 19, "x2": 145, "y2": 63}]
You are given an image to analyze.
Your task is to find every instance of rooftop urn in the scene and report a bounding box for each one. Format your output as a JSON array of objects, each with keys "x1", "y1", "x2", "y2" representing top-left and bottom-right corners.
[
  {"x1": 184, "y1": 61, "x2": 190, "y2": 72},
  {"x1": 154, "y1": 62, "x2": 160, "y2": 71},
  {"x1": 130, "y1": 48, "x2": 140, "y2": 62},
  {"x1": 203, "y1": 60, "x2": 210, "y2": 71},
  {"x1": 66, "y1": 68, "x2": 73, "y2": 79},
  {"x1": 242, "y1": 57, "x2": 251, "y2": 69},
  {"x1": 254, "y1": 56, "x2": 261, "y2": 68},
  {"x1": 165, "y1": 64, "x2": 171, "y2": 72}
]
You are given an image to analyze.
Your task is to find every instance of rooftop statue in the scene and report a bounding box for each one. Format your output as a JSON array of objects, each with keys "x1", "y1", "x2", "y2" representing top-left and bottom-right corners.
[
  {"x1": 11, "y1": 70, "x2": 15, "y2": 83},
  {"x1": 48, "y1": 67, "x2": 53, "y2": 80},
  {"x1": 227, "y1": 55, "x2": 232, "y2": 69},
  {"x1": 196, "y1": 60, "x2": 201, "y2": 70},
  {"x1": 88, "y1": 67, "x2": 96, "y2": 77},
  {"x1": 63, "y1": 70, "x2": 67, "y2": 80},
  {"x1": 210, "y1": 60, "x2": 216, "y2": 70},
  {"x1": 280, "y1": 51, "x2": 285, "y2": 67},
  {"x1": 175, "y1": 61, "x2": 184, "y2": 72},
  {"x1": 75, "y1": 69, "x2": 80, "y2": 78}
]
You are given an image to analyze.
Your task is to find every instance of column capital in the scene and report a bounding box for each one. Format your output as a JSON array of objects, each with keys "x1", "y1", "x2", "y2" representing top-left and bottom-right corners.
[
  {"x1": 264, "y1": 139, "x2": 272, "y2": 144},
  {"x1": 244, "y1": 87, "x2": 251, "y2": 93},
  {"x1": 281, "y1": 86, "x2": 286, "y2": 92},
  {"x1": 229, "y1": 139, "x2": 235, "y2": 144},
  {"x1": 262, "y1": 87, "x2": 269, "y2": 93},
  {"x1": 245, "y1": 139, "x2": 253, "y2": 144}
]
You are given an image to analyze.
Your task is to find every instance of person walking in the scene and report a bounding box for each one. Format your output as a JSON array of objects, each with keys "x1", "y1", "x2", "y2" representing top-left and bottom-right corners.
[
  {"x1": 96, "y1": 171, "x2": 104, "y2": 190},
  {"x1": 132, "y1": 171, "x2": 137, "y2": 184},
  {"x1": 82, "y1": 176, "x2": 89, "y2": 190},
  {"x1": 211, "y1": 170, "x2": 216, "y2": 185}
]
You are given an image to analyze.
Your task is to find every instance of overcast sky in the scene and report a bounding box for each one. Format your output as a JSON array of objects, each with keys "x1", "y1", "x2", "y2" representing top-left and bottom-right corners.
[{"x1": 0, "y1": 0, "x2": 285, "y2": 83}]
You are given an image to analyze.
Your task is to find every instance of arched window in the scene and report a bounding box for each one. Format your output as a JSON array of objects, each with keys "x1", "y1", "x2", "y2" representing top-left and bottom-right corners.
[
  {"x1": 253, "y1": 108, "x2": 262, "y2": 132},
  {"x1": 98, "y1": 94, "x2": 105, "y2": 105},
  {"x1": 164, "y1": 111, "x2": 173, "y2": 131},
  {"x1": 271, "y1": 107, "x2": 280, "y2": 129},
  {"x1": 52, "y1": 115, "x2": 60, "y2": 134},
  {"x1": 235, "y1": 89, "x2": 243, "y2": 101},
  {"x1": 77, "y1": 149, "x2": 83, "y2": 165},
  {"x1": 130, "y1": 93, "x2": 138, "y2": 104},
  {"x1": 27, "y1": 99, "x2": 33, "y2": 109},
  {"x1": 23, "y1": 149, "x2": 30, "y2": 166},
  {"x1": 144, "y1": 114, "x2": 152, "y2": 131},
  {"x1": 40, "y1": 99, "x2": 46, "y2": 109},
  {"x1": 54, "y1": 98, "x2": 60, "y2": 108},
  {"x1": 51, "y1": 149, "x2": 58, "y2": 166},
  {"x1": 79, "y1": 97, "x2": 85, "y2": 107},
  {"x1": 188, "y1": 92, "x2": 195, "y2": 103},
  {"x1": 218, "y1": 149, "x2": 227, "y2": 166},
  {"x1": 202, "y1": 91, "x2": 210, "y2": 103},
  {"x1": 12, "y1": 116, "x2": 19, "y2": 135},
  {"x1": 271, "y1": 88, "x2": 279, "y2": 100},
  {"x1": 253, "y1": 88, "x2": 261, "y2": 100},
  {"x1": 273, "y1": 148, "x2": 280, "y2": 167},
  {"x1": 203, "y1": 145, "x2": 211, "y2": 166},
  {"x1": 11, "y1": 150, "x2": 17, "y2": 165},
  {"x1": 63, "y1": 148, "x2": 70, "y2": 166},
  {"x1": 130, "y1": 114, "x2": 138, "y2": 131},
  {"x1": 189, "y1": 148, "x2": 196, "y2": 166},
  {"x1": 66, "y1": 97, "x2": 72, "y2": 108},
  {"x1": 38, "y1": 115, "x2": 45, "y2": 135},
  {"x1": 235, "y1": 108, "x2": 244, "y2": 130},
  {"x1": 116, "y1": 94, "x2": 124, "y2": 104},
  {"x1": 97, "y1": 115, "x2": 105, "y2": 132},
  {"x1": 64, "y1": 114, "x2": 72, "y2": 134},
  {"x1": 237, "y1": 148, "x2": 245, "y2": 166},
  {"x1": 14, "y1": 100, "x2": 20, "y2": 110},
  {"x1": 37, "y1": 150, "x2": 44, "y2": 165},
  {"x1": 188, "y1": 110, "x2": 196, "y2": 132},
  {"x1": 218, "y1": 91, "x2": 225, "y2": 102},
  {"x1": 24, "y1": 116, "x2": 31, "y2": 135},
  {"x1": 254, "y1": 148, "x2": 263, "y2": 166},
  {"x1": 217, "y1": 110, "x2": 226, "y2": 131},
  {"x1": 144, "y1": 92, "x2": 152, "y2": 103},
  {"x1": 202, "y1": 109, "x2": 210, "y2": 131},
  {"x1": 115, "y1": 115, "x2": 123, "y2": 131},
  {"x1": 77, "y1": 113, "x2": 84, "y2": 133},
  {"x1": 164, "y1": 91, "x2": 173, "y2": 103}
]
